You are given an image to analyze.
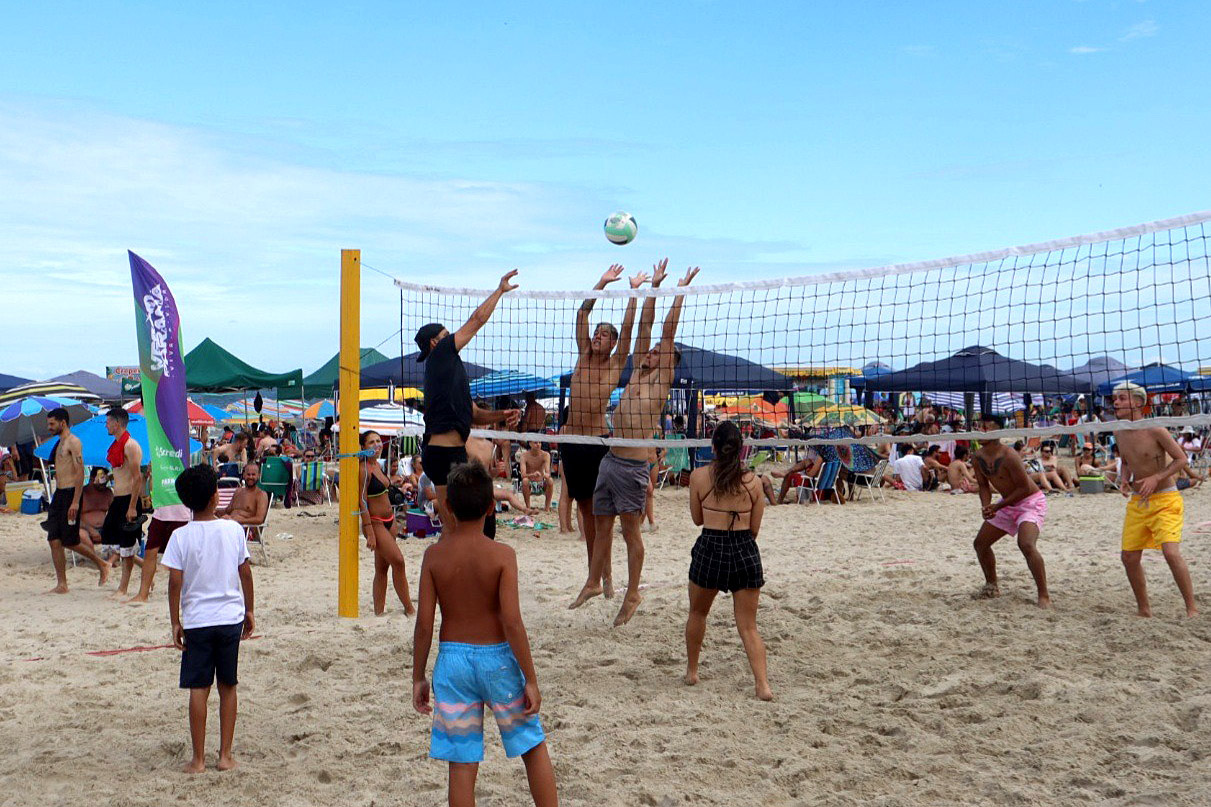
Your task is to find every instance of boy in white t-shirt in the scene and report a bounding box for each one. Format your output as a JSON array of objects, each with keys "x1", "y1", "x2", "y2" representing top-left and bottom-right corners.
[{"x1": 162, "y1": 464, "x2": 255, "y2": 774}]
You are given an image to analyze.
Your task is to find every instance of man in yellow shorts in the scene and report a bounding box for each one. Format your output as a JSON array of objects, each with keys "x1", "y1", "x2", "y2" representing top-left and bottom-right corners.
[{"x1": 1112, "y1": 382, "x2": 1198, "y2": 617}]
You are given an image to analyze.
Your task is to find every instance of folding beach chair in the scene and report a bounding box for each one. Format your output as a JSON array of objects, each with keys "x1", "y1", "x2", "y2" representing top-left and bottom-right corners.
[
  {"x1": 294, "y1": 460, "x2": 332, "y2": 506},
  {"x1": 851, "y1": 459, "x2": 888, "y2": 502},
  {"x1": 258, "y1": 456, "x2": 291, "y2": 505},
  {"x1": 660, "y1": 434, "x2": 691, "y2": 488},
  {"x1": 216, "y1": 476, "x2": 241, "y2": 512},
  {"x1": 797, "y1": 460, "x2": 842, "y2": 505}
]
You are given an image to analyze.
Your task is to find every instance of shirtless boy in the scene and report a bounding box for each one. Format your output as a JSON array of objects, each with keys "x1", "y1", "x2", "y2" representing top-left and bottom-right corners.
[
  {"x1": 102, "y1": 407, "x2": 144, "y2": 596},
  {"x1": 971, "y1": 414, "x2": 1051, "y2": 607},
  {"x1": 571, "y1": 261, "x2": 698, "y2": 625},
  {"x1": 411, "y1": 462, "x2": 557, "y2": 806},
  {"x1": 218, "y1": 463, "x2": 269, "y2": 528},
  {"x1": 947, "y1": 445, "x2": 978, "y2": 493},
  {"x1": 44, "y1": 408, "x2": 109, "y2": 591},
  {"x1": 1112, "y1": 382, "x2": 1198, "y2": 617},
  {"x1": 562, "y1": 264, "x2": 648, "y2": 597},
  {"x1": 519, "y1": 441, "x2": 553, "y2": 512}
]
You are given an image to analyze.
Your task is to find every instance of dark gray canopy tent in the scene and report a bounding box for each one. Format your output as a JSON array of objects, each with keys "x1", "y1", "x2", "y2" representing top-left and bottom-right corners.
[
  {"x1": 867, "y1": 345, "x2": 1091, "y2": 419},
  {"x1": 557, "y1": 342, "x2": 794, "y2": 437},
  {"x1": 360, "y1": 352, "x2": 494, "y2": 389}
]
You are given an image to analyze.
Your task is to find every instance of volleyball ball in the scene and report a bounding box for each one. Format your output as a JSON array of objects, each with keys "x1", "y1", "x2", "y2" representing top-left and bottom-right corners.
[{"x1": 604, "y1": 211, "x2": 638, "y2": 246}]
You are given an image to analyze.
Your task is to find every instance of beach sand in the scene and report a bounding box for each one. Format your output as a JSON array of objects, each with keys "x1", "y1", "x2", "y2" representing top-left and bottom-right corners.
[{"x1": 1, "y1": 485, "x2": 1209, "y2": 806}]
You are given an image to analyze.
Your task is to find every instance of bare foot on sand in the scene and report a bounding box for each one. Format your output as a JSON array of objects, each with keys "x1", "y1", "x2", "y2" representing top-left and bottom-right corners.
[
  {"x1": 1187, "y1": 606, "x2": 1199, "y2": 618},
  {"x1": 613, "y1": 593, "x2": 643, "y2": 626},
  {"x1": 755, "y1": 683, "x2": 774, "y2": 701},
  {"x1": 183, "y1": 759, "x2": 205, "y2": 774},
  {"x1": 216, "y1": 755, "x2": 239, "y2": 772},
  {"x1": 46, "y1": 584, "x2": 69, "y2": 595},
  {"x1": 403, "y1": 604, "x2": 416, "y2": 617},
  {"x1": 569, "y1": 584, "x2": 602, "y2": 609},
  {"x1": 98, "y1": 565, "x2": 109, "y2": 587},
  {"x1": 603, "y1": 576, "x2": 614, "y2": 599},
  {"x1": 683, "y1": 669, "x2": 698, "y2": 686},
  {"x1": 1036, "y1": 595, "x2": 1052, "y2": 609},
  {"x1": 978, "y1": 583, "x2": 999, "y2": 599},
  {"x1": 125, "y1": 595, "x2": 148, "y2": 606}
]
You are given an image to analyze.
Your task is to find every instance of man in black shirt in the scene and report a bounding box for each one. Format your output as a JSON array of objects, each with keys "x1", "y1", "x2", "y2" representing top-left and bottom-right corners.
[{"x1": 416, "y1": 270, "x2": 521, "y2": 526}]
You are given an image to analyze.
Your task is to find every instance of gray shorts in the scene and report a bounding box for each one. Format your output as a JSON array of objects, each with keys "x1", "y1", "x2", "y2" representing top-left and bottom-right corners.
[{"x1": 592, "y1": 452, "x2": 649, "y2": 516}]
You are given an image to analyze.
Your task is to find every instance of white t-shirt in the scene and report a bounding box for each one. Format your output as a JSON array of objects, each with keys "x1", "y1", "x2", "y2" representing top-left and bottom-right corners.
[
  {"x1": 161, "y1": 519, "x2": 250, "y2": 629},
  {"x1": 1179, "y1": 437, "x2": 1202, "y2": 457},
  {"x1": 893, "y1": 454, "x2": 926, "y2": 491}
]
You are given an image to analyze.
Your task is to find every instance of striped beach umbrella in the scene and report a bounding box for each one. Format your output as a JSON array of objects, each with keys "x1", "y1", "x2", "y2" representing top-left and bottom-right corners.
[
  {"x1": 0, "y1": 395, "x2": 94, "y2": 445},
  {"x1": 0, "y1": 381, "x2": 102, "y2": 406},
  {"x1": 799, "y1": 404, "x2": 885, "y2": 428},
  {"x1": 125, "y1": 398, "x2": 217, "y2": 427}
]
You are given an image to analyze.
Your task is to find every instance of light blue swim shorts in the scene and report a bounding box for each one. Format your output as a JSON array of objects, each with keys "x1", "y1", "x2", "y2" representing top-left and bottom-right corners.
[{"x1": 430, "y1": 641, "x2": 545, "y2": 763}]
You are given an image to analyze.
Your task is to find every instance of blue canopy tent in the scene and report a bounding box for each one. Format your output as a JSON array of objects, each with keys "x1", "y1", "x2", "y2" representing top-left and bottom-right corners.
[
  {"x1": 1097, "y1": 363, "x2": 1197, "y2": 397},
  {"x1": 469, "y1": 370, "x2": 559, "y2": 399},
  {"x1": 867, "y1": 345, "x2": 1090, "y2": 422},
  {"x1": 0, "y1": 372, "x2": 33, "y2": 393},
  {"x1": 556, "y1": 342, "x2": 794, "y2": 437}
]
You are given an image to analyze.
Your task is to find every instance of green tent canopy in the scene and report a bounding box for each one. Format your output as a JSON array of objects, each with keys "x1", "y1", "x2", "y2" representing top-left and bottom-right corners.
[
  {"x1": 184, "y1": 338, "x2": 303, "y2": 394},
  {"x1": 296, "y1": 347, "x2": 390, "y2": 400}
]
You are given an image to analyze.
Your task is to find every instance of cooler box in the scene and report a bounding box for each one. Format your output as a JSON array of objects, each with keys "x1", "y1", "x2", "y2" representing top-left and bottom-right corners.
[
  {"x1": 405, "y1": 508, "x2": 440, "y2": 537},
  {"x1": 20, "y1": 489, "x2": 43, "y2": 514},
  {"x1": 1078, "y1": 476, "x2": 1105, "y2": 494},
  {"x1": 5, "y1": 480, "x2": 40, "y2": 510}
]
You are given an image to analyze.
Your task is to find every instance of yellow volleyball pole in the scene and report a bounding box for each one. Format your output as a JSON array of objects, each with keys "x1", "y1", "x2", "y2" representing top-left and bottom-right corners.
[{"x1": 337, "y1": 249, "x2": 361, "y2": 617}]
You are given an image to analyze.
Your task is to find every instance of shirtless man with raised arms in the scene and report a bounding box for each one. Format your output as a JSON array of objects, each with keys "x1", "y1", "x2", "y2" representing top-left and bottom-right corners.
[
  {"x1": 562, "y1": 263, "x2": 648, "y2": 600},
  {"x1": 571, "y1": 261, "x2": 698, "y2": 625}
]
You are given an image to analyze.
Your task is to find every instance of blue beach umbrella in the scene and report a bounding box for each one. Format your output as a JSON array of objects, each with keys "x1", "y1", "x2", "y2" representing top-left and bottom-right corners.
[
  {"x1": 33, "y1": 412, "x2": 203, "y2": 468},
  {"x1": 0, "y1": 395, "x2": 93, "y2": 446}
]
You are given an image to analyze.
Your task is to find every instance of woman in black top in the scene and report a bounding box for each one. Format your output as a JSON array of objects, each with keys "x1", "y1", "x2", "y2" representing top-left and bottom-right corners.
[
  {"x1": 684, "y1": 421, "x2": 772, "y2": 700},
  {"x1": 359, "y1": 431, "x2": 414, "y2": 616}
]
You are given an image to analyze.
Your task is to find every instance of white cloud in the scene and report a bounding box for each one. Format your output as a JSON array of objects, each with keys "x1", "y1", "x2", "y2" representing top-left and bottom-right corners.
[
  {"x1": 1120, "y1": 20, "x2": 1158, "y2": 41},
  {"x1": 1069, "y1": 45, "x2": 1105, "y2": 54}
]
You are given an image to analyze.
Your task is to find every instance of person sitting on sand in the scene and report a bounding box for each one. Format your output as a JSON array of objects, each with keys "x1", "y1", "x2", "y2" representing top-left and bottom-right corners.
[
  {"x1": 411, "y1": 462, "x2": 558, "y2": 807},
  {"x1": 971, "y1": 414, "x2": 1050, "y2": 608},
  {"x1": 947, "y1": 445, "x2": 979, "y2": 493},
  {"x1": 922, "y1": 445, "x2": 948, "y2": 491},
  {"x1": 892, "y1": 444, "x2": 929, "y2": 492},
  {"x1": 1111, "y1": 382, "x2": 1198, "y2": 618},
  {"x1": 684, "y1": 421, "x2": 772, "y2": 701},
  {"x1": 519, "y1": 441, "x2": 554, "y2": 512},
  {"x1": 1038, "y1": 443, "x2": 1075, "y2": 495},
  {"x1": 217, "y1": 463, "x2": 268, "y2": 528},
  {"x1": 1013, "y1": 440, "x2": 1054, "y2": 493},
  {"x1": 80, "y1": 468, "x2": 114, "y2": 552}
]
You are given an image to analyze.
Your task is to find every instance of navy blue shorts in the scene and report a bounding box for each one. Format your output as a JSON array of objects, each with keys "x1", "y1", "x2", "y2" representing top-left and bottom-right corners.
[{"x1": 180, "y1": 622, "x2": 243, "y2": 689}]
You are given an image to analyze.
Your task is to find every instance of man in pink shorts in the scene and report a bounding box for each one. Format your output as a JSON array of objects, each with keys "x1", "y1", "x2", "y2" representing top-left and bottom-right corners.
[{"x1": 971, "y1": 414, "x2": 1051, "y2": 607}]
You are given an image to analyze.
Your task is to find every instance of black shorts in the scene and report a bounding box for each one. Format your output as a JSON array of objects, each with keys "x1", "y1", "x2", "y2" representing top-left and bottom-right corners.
[
  {"x1": 146, "y1": 518, "x2": 187, "y2": 554},
  {"x1": 688, "y1": 529, "x2": 764, "y2": 593},
  {"x1": 560, "y1": 441, "x2": 609, "y2": 503},
  {"x1": 421, "y1": 444, "x2": 468, "y2": 487},
  {"x1": 180, "y1": 622, "x2": 243, "y2": 688},
  {"x1": 46, "y1": 488, "x2": 82, "y2": 547},
  {"x1": 100, "y1": 495, "x2": 141, "y2": 552},
  {"x1": 484, "y1": 509, "x2": 496, "y2": 541}
]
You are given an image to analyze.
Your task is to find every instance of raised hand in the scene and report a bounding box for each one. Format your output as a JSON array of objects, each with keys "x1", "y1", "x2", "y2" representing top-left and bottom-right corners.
[
  {"x1": 629, "y1": 270, "x2": 650, "y2": 289},
  {"x1": 651, "y1": 258, "x2": 669, "y2": 286},
  {"x1": 498, "y1": 269, "x2": 520, "y2": 293},
  {"x1": 600, "y1": 264, "x2": 625, "y2": 285},
  {"x1": 678, "y1": 266, "x2": 700, "y2": 286}
]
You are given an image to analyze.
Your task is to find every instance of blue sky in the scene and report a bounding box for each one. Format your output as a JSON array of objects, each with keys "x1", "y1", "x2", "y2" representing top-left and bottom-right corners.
[{"x1": 2, "y1": 1, "x2": 1208, "y2": 380}]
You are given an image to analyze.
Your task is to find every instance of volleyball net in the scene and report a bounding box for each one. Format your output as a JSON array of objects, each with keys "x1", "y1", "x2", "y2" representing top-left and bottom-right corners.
[{"x1": 390, "y1": 210, "x2": 1211, "y2": 449}]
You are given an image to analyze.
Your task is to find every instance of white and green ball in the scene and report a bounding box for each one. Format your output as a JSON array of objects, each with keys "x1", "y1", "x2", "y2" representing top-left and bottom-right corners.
[{"x1": 604, "y1": 211, "x2": 638, "y2": 245}]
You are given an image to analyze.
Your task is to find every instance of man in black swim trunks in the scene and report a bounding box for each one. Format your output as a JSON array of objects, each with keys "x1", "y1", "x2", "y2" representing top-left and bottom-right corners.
[
  {"x1": 44, "y1": 408, "x2": 109, "y2": 592},
  {"x1": 416, "y1": 269, "x2": 521, "y2": 528},
  {"x1": 102, "y1": 407, "x2": 145, "y2": 597},
  {"x1": 562, "y1": 263, "x2": 649, "y2": 598}
]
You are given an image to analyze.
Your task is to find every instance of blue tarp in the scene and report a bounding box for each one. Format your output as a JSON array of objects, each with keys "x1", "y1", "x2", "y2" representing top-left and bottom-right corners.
[
  {"x1": 33, "y1": 412, "x2": 203, "y2": 468},
  {"x1": 1097, "y1": 363, "x2": 1196, "y2": 397},
  {"x1": 469, "y1": 370, "x2": 558, "y2": 398}
]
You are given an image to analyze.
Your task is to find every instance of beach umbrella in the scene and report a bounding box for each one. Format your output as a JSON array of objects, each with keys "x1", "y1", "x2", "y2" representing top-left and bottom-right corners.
[
  {"x1": 0, "y1": 381, "x2": 102, "y2": 406},
  {"x1": 125, "y1": 398, "x2": 216, "y2": 427},
  {"x1": 200, "y1": 403, "x2": 230, "y2": 423},
  {"x1": 716, "y1": 397, "x2": 791, "y2": 426},
  {"x1": 799, "y1": 404, "x2": 885, "y2": 428},
  {"x1": 333, "y1": 404, "x2": 425, "y2": 433},
  {"x1": 469, "y1": 370, "x2": 558, "y2": 398},
  {"x1": 0, "y1": 396, "x2": 94, "y2": 446},
  {"x1": 33, "y1": 412, "x2": 203, "y2": 468},
  {"x1": 304, "y1": 399, "x2": 336, "y2": 419}
]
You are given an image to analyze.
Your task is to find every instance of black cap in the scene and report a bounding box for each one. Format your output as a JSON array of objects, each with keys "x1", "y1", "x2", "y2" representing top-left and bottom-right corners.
[{"x1": 414, "y1": 323, "x2": 445, "y2": 362}]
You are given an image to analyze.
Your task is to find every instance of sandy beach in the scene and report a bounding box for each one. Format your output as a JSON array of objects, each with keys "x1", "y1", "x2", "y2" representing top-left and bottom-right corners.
[{"x1": 1, "y1": 485, "x2": 1209, "y2": 806}]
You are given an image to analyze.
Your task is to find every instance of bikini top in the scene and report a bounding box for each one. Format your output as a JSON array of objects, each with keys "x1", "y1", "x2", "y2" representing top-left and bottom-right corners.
[
  {"x1": 700, "y1": 487, "x2": 757, "y2": 530},
  {"x1": 365, "y1": 465, "x2": 388, "y2": 497}
]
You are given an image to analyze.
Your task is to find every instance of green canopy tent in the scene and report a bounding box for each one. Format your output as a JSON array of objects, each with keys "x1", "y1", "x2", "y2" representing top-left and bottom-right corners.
[
  {"x1": 184, "y1": 338, "x2": 303, "y2": 394},
  {"x1": 295, "y1": 347, "x2": 390, "y2": 400}
]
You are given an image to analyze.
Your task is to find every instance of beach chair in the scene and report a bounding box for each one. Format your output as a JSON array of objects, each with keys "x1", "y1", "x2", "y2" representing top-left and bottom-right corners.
[
  {"x1": 851, "y1": 459, "x2": 888, "y2": 502},
  {"x1": 258, "y1": 456, "x2": 291, "y2": 505},
  {"x1": 245, "y1": 493, "x2": 273, "y2": 563},
  {"x1": 797, "y1": 460, "x2": 842, "y2": 505},
  {"x1": 294, "y1": 460, "x2": 332, "y2": 506},
  {"x1": 692, "y1": 445, "x2": 714, "y2": 469},
  {"x1": 745, "y1": 449, "x2": 771, "y2": 472},
  {"x1": 216, "y1": 476, "x2": 241, "y2": 513},
  {"x1": 660, "y1": 435, "x2": 690, "y2": 489}
]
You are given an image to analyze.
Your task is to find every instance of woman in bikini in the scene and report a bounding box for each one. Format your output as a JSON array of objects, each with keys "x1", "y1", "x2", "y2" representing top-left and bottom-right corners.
[
  {"x1": 358, "y1": 431, "x2": 415, "y2": 616},
  {"x1": 683, "y1": 421, "x2": 772, "y2": 701}
]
